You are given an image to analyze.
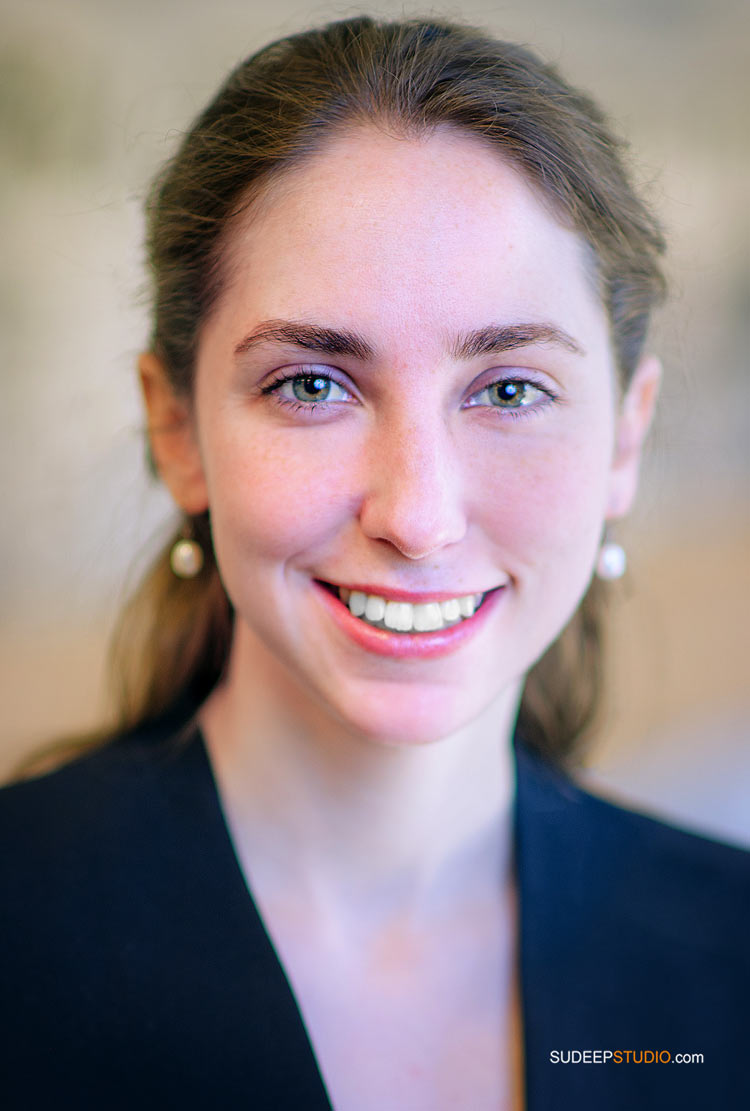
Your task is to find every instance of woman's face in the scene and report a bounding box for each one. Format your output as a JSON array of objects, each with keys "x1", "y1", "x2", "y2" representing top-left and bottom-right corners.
[{"x1": 152, "y1": 127, "x2": 656, "y2": 745}]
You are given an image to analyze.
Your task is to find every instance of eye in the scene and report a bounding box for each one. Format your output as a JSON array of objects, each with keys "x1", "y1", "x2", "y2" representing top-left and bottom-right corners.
[
  {"x1": 262, "y1": 370, "x2": 354, "y2": 408},
  {"x1": 467, "y1": 378, "x2": 549, "y2": 411},
  {"x1": 282, "y1": 373, "x2": 350, "y2": 403}
]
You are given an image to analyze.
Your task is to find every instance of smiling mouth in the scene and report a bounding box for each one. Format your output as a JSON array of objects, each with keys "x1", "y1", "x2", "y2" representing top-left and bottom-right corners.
[{"x1": 318, "y1": 583, "x2": 498, "y2": 634}]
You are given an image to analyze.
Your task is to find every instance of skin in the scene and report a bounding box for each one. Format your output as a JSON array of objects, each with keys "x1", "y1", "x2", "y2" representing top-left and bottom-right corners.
[{"x1": 141, "y1": 125, "x2": 660, "y2": 1110}]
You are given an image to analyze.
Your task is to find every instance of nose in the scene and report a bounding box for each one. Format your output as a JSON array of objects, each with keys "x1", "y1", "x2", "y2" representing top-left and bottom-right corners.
[{"x1": 358, "y1": 411, "x2": 468, "y2": 560}]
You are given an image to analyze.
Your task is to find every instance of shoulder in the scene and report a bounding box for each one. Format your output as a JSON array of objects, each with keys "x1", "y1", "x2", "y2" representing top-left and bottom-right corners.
[
  {"x1": 517, "y1": 747, "x2": 750, "y2": 1111},
  {"x1": 0, "y1": 706, "x2": 201, "y2": 877},
  {"x1": 516, "y1": 738, "x2": 750, "y2": 869},
  {"x1": 515, "y1": 742, "x2": 750, "y2": 954},
  {"x1": 0, "y1": 703, "x2": 217, "y2": 987}
]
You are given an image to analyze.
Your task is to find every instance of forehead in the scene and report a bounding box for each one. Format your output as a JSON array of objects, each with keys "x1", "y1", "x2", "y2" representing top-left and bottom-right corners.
[{"x1": 210, "y1": 126, "x2": 608, "y2": 357}]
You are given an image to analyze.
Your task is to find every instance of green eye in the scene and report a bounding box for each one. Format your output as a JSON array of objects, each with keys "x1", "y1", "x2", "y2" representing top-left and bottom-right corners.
[
  {"x1": 464, "y1": 376, "x2": 550, "y2": 417},
  {"x1": 268, "y1": 372, "x2": 353, "y2": 406},
  {"x1": 291, "y1": 375, "x2": 333, "y2": 402},
  {"x1": 486, "y1": 380, "x2": 540, "y2": 407}
]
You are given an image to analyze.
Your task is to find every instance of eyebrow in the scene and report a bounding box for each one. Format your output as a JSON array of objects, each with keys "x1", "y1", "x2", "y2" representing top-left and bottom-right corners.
[
  {"x1": 234, "y1": 320, "x2": 374, "y2": 361},
  {"x1": 450, "y1": 323, "x2": 584, "y2": 359},
  {"x1": 233, "y1": 318, "x2": 584, "y2": 361}
]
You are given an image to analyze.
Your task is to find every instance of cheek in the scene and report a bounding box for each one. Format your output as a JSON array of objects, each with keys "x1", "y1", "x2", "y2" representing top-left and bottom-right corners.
[
  {"x1": 474, "y1": 426, "x2": 614, "y2": 568},
  {"x1": 201, "y1": 420, "x2": 357, "y2": 566}
]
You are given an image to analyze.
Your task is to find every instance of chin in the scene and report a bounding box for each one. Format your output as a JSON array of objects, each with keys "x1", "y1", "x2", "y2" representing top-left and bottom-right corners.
[{"x1": 325, "y1": 685, "x2": 501, "y2": 748}]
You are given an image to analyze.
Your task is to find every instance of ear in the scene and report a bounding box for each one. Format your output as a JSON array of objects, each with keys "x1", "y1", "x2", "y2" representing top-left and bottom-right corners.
[
  {"x1": 606, "y1": 354, "x2": 662, "y2": 520},
  {"x1": 138, "y1": 352, "x2": 209, "y2": 515}
]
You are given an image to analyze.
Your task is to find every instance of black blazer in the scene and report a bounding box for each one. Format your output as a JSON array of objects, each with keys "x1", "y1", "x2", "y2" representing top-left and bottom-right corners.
[
  {"x1": 1, "y1": 711, "x2": 748, "y2": 1109},
  {"x1": 514, "y1": 743, "x2": 749, "y2": 1107}
]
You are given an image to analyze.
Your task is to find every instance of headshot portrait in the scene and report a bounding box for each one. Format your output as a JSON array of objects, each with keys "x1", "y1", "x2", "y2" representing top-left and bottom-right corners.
[{"x1": 2, "y1": 2, "x2": 748, "y2": 1108}]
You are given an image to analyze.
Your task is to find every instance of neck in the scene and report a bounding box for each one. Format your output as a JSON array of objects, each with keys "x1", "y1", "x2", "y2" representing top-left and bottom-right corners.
[{"x1": 201, "y1": 625, "x2": 520, "y2": 924}]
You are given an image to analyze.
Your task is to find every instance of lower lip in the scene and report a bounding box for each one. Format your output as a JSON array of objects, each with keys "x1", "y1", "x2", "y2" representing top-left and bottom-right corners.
[{"x1": 312, "y1": 582, "x2": 506, "y2": 659}]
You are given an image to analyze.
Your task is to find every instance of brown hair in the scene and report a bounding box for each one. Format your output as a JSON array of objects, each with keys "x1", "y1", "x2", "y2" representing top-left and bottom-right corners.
[{"x1": 115, "y1": 16, "x2": 666, "y2": 763}]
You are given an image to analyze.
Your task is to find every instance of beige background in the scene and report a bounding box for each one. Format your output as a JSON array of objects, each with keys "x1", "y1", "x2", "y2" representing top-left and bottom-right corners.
[{"x1": 2, "y1": 0, "x2": 748, "y2": 842}]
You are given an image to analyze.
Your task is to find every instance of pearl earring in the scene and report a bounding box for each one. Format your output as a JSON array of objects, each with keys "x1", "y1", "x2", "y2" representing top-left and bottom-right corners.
[
  {"x1": 596, "y1": 538, "x2": 626, "y2": 580},
  {"x1": 170, "y1": 532, "x2": 204, "y2": 579}
]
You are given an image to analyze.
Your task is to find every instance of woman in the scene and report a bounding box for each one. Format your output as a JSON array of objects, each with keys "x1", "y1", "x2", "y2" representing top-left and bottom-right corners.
[{"x1": 2, "y1": 16, "x2": 747, "y2": 1110}]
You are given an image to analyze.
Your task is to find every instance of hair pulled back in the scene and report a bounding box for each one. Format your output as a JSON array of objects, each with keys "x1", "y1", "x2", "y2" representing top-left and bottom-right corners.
[{"x1": 117, "y1": 15, "x2": 666, "y2": 762}]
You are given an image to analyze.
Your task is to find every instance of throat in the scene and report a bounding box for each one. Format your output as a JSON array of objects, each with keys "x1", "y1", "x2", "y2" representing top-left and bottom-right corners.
[{"x1": 199, "y1": 620, "x2": 519, "y2": 919}]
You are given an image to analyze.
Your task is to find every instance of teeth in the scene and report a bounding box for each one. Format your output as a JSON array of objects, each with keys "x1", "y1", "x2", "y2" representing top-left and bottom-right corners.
[
  {"x1": 349, "y1": 590, "x2": 366, "y2": 617},
  {"x1": 364, "y1": 595, "x2": 386, "y2": 623},
  {"x1": 458, "y1": 595, "x2": 475, "y2": 618},
  {"x1": 414, "y1": 603, "x2": 443, "y2": 631},
  {"x1": 440, "y1": 598, "x2": 460, "y2": 623},
  {"x1": 339, "y1": 588, "x2": 488, "y2": 633},
  {"x1": 384, "y1": 601, "x2": 413, "y2": 631}
]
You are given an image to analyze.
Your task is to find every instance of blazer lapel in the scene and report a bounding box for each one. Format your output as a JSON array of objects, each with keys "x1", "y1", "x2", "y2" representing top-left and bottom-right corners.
[{"x1": 513, "y1": 742, "x2": 739, "y2": 1109}]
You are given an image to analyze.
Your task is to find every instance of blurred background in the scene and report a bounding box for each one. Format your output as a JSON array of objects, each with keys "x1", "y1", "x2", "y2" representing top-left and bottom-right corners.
[{"x1": 2, "y1": 0, "x2": 748, "y2": 842}]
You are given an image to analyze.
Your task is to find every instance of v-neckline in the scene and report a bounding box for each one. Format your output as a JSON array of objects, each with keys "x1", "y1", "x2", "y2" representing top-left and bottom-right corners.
[
  {"x1": 166, "y1": 723, "x2": 336, "y2": 1109},
  {"x1": 152, "y1": 710, "x2": 744, "y2": 1111},
  {"x1": 175, "y1": 720, "x2": 529, "y2": 1111}
]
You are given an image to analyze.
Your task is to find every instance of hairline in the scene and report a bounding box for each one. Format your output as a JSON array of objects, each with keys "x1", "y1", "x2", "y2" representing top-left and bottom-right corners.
[{"x1": 197, "y1": 118, "x2": 610, "y2": 372}]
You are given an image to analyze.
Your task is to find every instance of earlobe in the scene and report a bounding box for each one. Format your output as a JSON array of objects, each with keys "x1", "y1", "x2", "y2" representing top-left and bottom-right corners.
[
  {"x1": 606, "y1": 354, "x2": 662, "y2": 519},
  {"x1": 138, "y1": 352, "x2": 209, "y2": 515}
]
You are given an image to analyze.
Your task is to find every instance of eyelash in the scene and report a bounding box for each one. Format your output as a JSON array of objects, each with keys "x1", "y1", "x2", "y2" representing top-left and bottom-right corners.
[
  {"x1": 260, "y1": 369, "x2": 353, "y2": 414},
  {"x1": 260, "y1": 368, "x2": 558, "y2": 420},
  {"x1": 465, "y1": 379, "x2": 557, "y2": 422}
]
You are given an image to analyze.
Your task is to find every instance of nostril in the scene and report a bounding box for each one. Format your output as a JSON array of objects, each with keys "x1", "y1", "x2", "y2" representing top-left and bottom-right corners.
[
  {"x1": 358, "y1": 498, "x2": 467, "y2": 560},
  {"x1": 359, "y1": 438, "x2": 467, "y2": 552}
]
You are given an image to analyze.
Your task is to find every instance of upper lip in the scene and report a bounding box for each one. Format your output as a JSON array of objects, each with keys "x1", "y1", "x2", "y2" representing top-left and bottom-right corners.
[{"x1": 317, "y1": 580, "x2": 507, "y2": 603}]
